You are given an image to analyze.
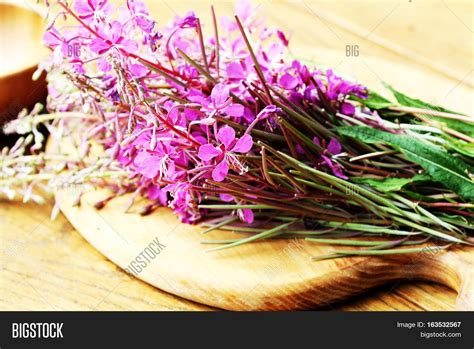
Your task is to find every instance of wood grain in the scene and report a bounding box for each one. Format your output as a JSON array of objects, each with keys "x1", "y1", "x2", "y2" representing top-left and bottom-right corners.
[
  {"x1": 0, "y1": 0, "x2": 472, "y2": 311},
  {"x1": 52, "y1": 186, "x2": 473, "y2": 310},
  {"x1": 0, "y1": 199, "x2": 211, "y2": 311},
  {"x1": 0, "y1": 197, "x2": 459, "y2": 311}
]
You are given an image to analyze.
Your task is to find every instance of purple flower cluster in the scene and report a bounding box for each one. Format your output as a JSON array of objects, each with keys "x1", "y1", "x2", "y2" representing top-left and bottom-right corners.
[{"x1": 42, "y1": 0, "x2": 367, "y2": 223}]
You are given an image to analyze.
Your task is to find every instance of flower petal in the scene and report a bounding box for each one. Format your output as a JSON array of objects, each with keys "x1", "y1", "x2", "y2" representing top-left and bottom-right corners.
[
  {"x1": 178, "y1": 11, "x2": 198, "y2": 28},
  {"x1": 256, "y1": 105, "x2": 280, "y2": 120},
  {"x1": 327, "y1": 138, "x2": 342, "y2": 155},
  {"x1": 217, "y1": 125, "x2": 235, "y2": 149},
  {"x1": 108, "y1": 21, "x2": 123, "y2": 43},
  {"x1": 147, "y1": 185, "x2": 168, "y2": 205},
  {"x1": 222, "y1": 104, "x2": 244, "y2": 117},
  {"x1": 295, "y1": 143, "x2": 305, "y2": 154},
  {"x1": 121, "y1": 38, "x2": 138, "y2": 53},
  {"x1": 219, "y1": 193, "x2": 235, "y2": 202},
  {"x1": 198, "y1": 144, "x2": 221, "y2": 162},
  {"x1": 134, "y1": 151, "x2": 159, "y2": 179},
  {"x1": 322, "y1": 155, "x2": 347, "y2": 179},
  {"x1": 331, "y1": 164, "x2": 348, "y2": 179},
  {"x1": 98, "y1": 57, "x2": 112, "y2": 72},
  {"x1": 211, "y1": 83, "x2": 230, "y2": 106},
  {"x1": 236, "y1": 0, "x2": 253, "y2": 20},
  {"x1": 341, "y1": 102, "x2": 355, "y2": 116},
  {"x1": 74, "y1": 1, "x2": 93, "y2": 16},
  {"x1": 225, "y1": 62, "x2": 246, "y2": 80},
  {"x1": 279, "y1": 73, "x2": 298, "y2": 90},
  {"x1": 321, "y1": 155, "x2": 331, "y2": 165},
  {"x1": 231, "y1": 134, "x2": 253, "y2": 153},
  {"x1": 89, "y1": 38, "x2": 109, "y2": 54},
  {"x1": 43, "y1": 30, "x2": 61, "y2": 47},
  {"x1": 240, "y1": 208, "x2": 254, "y2": 224},
  {"x1": 129, "y1": 63, "x2": 148, "y2": 78},
  {"x1": 312, "y1": 137, "x2": 321, "y2": 147},
  {"x1": 212, "y1": 159, "x2": 229, "y2": 182}
]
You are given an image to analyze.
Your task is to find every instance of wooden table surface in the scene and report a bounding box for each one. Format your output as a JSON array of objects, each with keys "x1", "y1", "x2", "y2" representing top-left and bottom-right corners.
[{"x1": 0, "y1": 0, "x2": 472, "y2": 311}]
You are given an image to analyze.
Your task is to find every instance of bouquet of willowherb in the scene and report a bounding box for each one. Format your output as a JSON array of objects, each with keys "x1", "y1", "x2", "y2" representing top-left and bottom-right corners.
[{"x1": 1, "y1": 0, "x2": 473, "y2": 259}]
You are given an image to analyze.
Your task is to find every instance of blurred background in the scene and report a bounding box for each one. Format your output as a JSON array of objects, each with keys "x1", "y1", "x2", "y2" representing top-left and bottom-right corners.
[{"x1": 0, "y1": 0, "x2": 472, "y2": 311}]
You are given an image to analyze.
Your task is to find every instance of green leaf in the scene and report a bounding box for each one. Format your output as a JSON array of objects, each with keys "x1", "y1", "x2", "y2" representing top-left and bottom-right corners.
[
  {"x1": 445, "y1": 137, "x2": 474, "y2": 158},
  {"x1": 204, "y1": 220, "x2": 296, "y2": 252},
  {"x1": 403, "y1": 191, "x2": 440, "y2": 202},
  {"x1": 337, "y1": 126, "x2": 474, "y2": 201},
  {"x1": 352, "y1": 91, "x2": 393, "y2": 110},
  {"x1": 331, "y1": 245, "x2": 449, "y2": 257},
  {"x1": 351, "y1": 174, "x2": 431, "y2": 192},
  {"x1": 383, "y1": 84, "x2": 474, "y2": 137},
  {"x1": 438, "y1": 118, "x2": 474, "y2": 138},
  {"x1": 436, "y1": 213, "x2": 473, "y2": 229},
  {"x1": 383, "y1": 83, "x2": 459, "y2": 114}
]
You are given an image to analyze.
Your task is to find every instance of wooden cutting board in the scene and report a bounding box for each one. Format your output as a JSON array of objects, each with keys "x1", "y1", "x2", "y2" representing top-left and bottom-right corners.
[
  {"x1": 50, "y1": 50, "x2": 473, "y2": 311},
  {"x1": 55, "y1": 188, "x2": 473, "y2": 311}
]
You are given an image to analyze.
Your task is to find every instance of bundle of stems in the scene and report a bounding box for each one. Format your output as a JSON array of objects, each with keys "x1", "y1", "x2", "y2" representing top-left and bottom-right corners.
[{"x1": 1, "y1": 0, "x2": 472, "y2": 260}]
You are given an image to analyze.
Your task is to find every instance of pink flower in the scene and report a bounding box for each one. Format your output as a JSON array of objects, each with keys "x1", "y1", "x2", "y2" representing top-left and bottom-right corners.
[
  {"x1": 201, "y1": 84, "x2": 244, "y2": 118},
  {"x1": 220, "y1": 194, "x2": 254, "y2": 224},
  {"x1": 198, "y1": 126, "x2": 253, "y2": 182},
  {"x1": 127, "y1": 0, "x2": 154, "y2": 33},
  {"x1": 178, "y1": 11, "x2": 198, "y2": 28},
  {"x1": 90, "y1": 21, "x2": 137, "y2": 54},
  {"x1": 43, "y1": 29, "x2": 68, "y2": 63},
  {"x1": 341, "y1": 102, "x2": 356, "y2": 116},
  {"x1": 167, "y1": 183, "x2": 201, "y2": 223},
  {"x1": 225, "y1": 62, "x2": 246, "y2": 80},
  {"x1": 279, "y1": 73, "x2": 298, "y2": 90},
  {"x1": 43, "y1": 29, "x2": 80, "y2": 64},
  {"x1": 90, "y1": 21, "x2": 138, "y2": 71},
  {"x1": 323, "y1": 69, "x2": 367, "y2": 100},
  {"x1": 276, "y1": 30, "x2": 289, "y2": 47},
  {"x1": 133, "y1": 141, "x2": 176, "y2": 180},
  {"x1": 129, "y1": 63, "x2": 148, "y2": 78},
  {"x1": 147, "y1": 185, "x2": 168, "y2": 206},
  {"x1": 314, "y1": 137, "x2": 348, "y2": 179},
  {"x1": 221, "y1": 0, "x2": 262, "y2": 32},
  {"x1": 74, "y1": 0, "x2": 114, "y2": 22},
  {"x1": 245, "y1": 105, "x2": 280, "y2": 134},
  {"x1": 41, "y1": 0, "x2": 373, "y2": 228}
]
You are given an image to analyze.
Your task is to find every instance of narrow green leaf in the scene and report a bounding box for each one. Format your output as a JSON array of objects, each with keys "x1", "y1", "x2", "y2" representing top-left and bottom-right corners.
[
  {"x1": 200, "y1": 216, "x2": 239, "y2": 234},
  {"x1": 351, "y1": 174, "x2": 431, "y2": 192},
  {"x1": 392, "y1": 216, "x2": 466, "y2": 244},
  {"x1": 403, "y1": 190, "x2": 439, "y2": 202},
  {"x1": 384, "y1": 83, "x2": 459, "y2": 114},
  {"x1": 315, "y1": 221, "x2": 420, "y2": 236},
  {"x1": 383, "y1": 83, "x2": 474, "y2": 137},
  {"x1": 306, "y1": 238, "x2": 420, "y2": 247},
  {"x1": 204, "y1": 220, "x2": 296, "y2": 252},
  {"x1": 352, "y1": 91, "x2": 393, "y2": 110},
  {"x1": 337, "y1": 126, "x2": 474, "y2": 201},
  {"x1": 331, "y1": 245, "x2": 448, "y2": 256},
  {"x1": 445, "y1": 137, "x2": 474, "y2": 158},
  {"x1": 198, "y1": 204, "x2": 274, "y2": 209},
  {"x1": 311, "y1": 244, "x2": 447, "y2": 260},
  {"x1": 436, "y1": 118, "x2": 474, "y2": 138},
  {"x1": 390, "y1": 193, "x2": 459, "y2": 233}
]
